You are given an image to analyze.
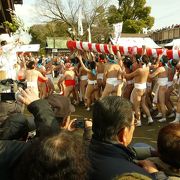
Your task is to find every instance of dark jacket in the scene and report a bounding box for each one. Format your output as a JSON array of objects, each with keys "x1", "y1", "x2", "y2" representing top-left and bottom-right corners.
[
  {"x1": 88, "y1": 138, "x2": 166, "y2": 180},
  {"x1": 0, "y1": 99, "x2": 59, "y2": 180}
]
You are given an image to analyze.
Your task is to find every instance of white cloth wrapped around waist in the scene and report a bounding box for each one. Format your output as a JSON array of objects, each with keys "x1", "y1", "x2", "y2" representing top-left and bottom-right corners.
[
  {"x1": 167, "y1": 81, "x2": 173, "y2": 87},
  {"x1": 27, "y1": 81, "x2": 38, "y2": 88},
  {"x1": 157, "y1": 77, "x2": 168, "y2": 86},
  {"x1": 153, "y1": 78, "x2": 168, "y2": 104},
  {"x1": 59, "y1": 74, "x2": 64, "y2": 78},
  {"x1": 88, "y1": 79, "x2": 97, "y2": 85},
  {"x1": 147, "y1": 82, "x2": 152, "y2": 88},
  {"x1": 134, "y1": 83, "x2": 147, "y2": 90},
  {"x1": 106, "y1": 78, "x2": 122, "y2": 86},
  {"x1": 46, "y1": 74, "x2": 53, "y2": 82},
  {"x1": 81, "y1": 75, "x2": 88, "y2": 81},
  {"x1": 97, "y1": 73, "x2": 104, "y2": 80},
  {"x1": 127, "y1": 80, "x2": 134, "y2": 85}
]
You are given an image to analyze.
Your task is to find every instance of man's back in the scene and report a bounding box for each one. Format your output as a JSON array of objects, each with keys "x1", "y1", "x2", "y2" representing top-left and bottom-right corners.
[
  {"x1": 105, "y1": 64, "x2": 120, "y2": 78},
  {"x1": 25, "y1": 69, "x2": 39, "y2": 82},
  {"x1": 133, "y1": 66, "x2": 150, "y2": 84}
]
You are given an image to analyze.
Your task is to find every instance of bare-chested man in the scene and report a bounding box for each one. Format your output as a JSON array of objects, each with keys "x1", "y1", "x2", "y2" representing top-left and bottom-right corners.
[
  {"x1": 122, "y1": 56, "x2": 134, "y2": 100},
  {"x1": 149, "y1": 55, "x2": 169, "y2": 122},
  {"x1": 123, "y1": 55, "x2": 153, "y2": 126},
  {"x1": 79, "y1": 61, "x2": 88, "y2": 104},
  {"x1": 165, "y1": 59, "x2": 178, "y2": 117},
  {"x1": 25, "y1": 61, "x2": 48, "y2": 97},
  {"x1": 77, "y1": 54, "x2": 99, "y2": 111},
  {"x1": 57, "y1": 60, "x2": 65, "y2": 95},
  {"x1": 101, "y1": 44, "x2": 124, "y2": 98},
  {"x1": 17, "y1": 55, "x2": 26, "y2": 81},
  {"x1": 145, "y1": 56, "x2": 158, "y2": 110},
  {"x1": 97, "y1": 54, "x2": 106, "y2": 96},
  {"x1": 59, "y1": 63, "x2": 76, "y2": 97},
  {"x1": 37, "y1": 64, "x2": 48, "y2": 99},
  {"x1": 171, "y1": 62, "x2": 180, "y2": 123},
  {"x1": 45, "y1": 59, "x2": 55, "y2": 93},
  {"x1": 132, "y1": 54, "x2": 142, "y2": 71}
]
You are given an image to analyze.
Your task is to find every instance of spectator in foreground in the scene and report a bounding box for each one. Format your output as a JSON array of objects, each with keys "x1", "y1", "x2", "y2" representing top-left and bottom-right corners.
[
  {"x1": 0, "y1": 89, "x2": 75, "y2": 180},
  {"x1": 88, "y1": 96, "x2": 167, "y2": 180},
  {"x1": 14, "y1": 131, "x2": 89, "y2": 180},
  {"x1": 147, "y1": 123, "x2": 180, "y2": 179},
  {"x1": 114, "y1": 172, "x2": 151, "y2": 180}
]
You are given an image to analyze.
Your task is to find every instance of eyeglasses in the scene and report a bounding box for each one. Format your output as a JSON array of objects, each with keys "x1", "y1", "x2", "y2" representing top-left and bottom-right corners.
[{"x1": 117, "y1": 118, "x2": 138, "y2": 135}]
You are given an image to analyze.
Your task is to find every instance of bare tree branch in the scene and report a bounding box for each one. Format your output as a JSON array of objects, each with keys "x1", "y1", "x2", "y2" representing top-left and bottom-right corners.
[{"x1": 34, "y1": 0, "x2": 111, "y2": 39}]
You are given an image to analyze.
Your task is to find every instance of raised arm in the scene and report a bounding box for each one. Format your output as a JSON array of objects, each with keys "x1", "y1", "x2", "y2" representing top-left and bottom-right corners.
[
  {"x1": 77, "y1": 54, "x2": 91, "y2": 73},
  {"x1": 17, "y1": 88, "x2": 59, "y2": 136},
  {"x1": 108, "y1": 41, "x2": 114, "y2": 55},
  {"x1": 116, "y1": 45, "x2": 123, "y2": 67}
]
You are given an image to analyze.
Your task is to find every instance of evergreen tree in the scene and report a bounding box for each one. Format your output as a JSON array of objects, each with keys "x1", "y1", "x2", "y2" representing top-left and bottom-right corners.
[{"x1": 107, "y1": 0, "x2": 154, "y2": 33}]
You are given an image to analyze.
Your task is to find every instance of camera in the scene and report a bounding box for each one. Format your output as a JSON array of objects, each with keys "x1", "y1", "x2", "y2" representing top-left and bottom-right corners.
[
  {"x1": 0, "y1": 93, "x2": 15, "y2": 101},
  {"x1": 0, "y1": 79, "x2": 27, "y2": 101},
  {"x1": 73, "y1": 118, "x2": 85, "y2": 129},
  {"x1": 17, "y1": 81, "x2": 27, "y2": 90}
]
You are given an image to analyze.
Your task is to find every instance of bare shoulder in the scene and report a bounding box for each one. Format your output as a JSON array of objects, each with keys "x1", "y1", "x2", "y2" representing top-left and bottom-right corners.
[
  {"x1": 157, "y1": 66, "x2": 166, "y2": 72},
  {"x1": 36, "y1": 69, "x2": 41, "y2": 74}
]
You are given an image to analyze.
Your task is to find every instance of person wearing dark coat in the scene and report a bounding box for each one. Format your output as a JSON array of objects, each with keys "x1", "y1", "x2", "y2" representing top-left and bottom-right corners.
[
  {"x1": 88, "y1": 96, "x2": 167, "y2": 180},
  {"x1": 0, "y1": 89, "x2": 74, "y2": 180}
]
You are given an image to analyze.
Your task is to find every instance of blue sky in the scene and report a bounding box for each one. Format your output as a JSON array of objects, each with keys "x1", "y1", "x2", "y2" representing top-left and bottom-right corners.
[{"x1": 15, "y1": 0, "x2": 180, "y2": 30}]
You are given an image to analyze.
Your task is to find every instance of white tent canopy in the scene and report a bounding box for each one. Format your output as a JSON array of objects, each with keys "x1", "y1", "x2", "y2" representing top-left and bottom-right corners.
[
  {"x1": 164, "y1": 39, "x2": 180, "y2": 50},
  {"x1": 16, "y1": 44, "x2": 40, "y2": 52},
  {"x1": 112, "y1": 37, "x2": 161, "y2": 49}
]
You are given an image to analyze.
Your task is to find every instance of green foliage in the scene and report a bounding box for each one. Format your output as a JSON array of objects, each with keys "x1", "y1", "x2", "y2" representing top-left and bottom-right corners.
[
  {"x1": 107, "y1": 5, "x2": 122, "y2": 25},
  {"x1": 3, "y1": 12, "x2": 21, "y2": 33},
  {"x1": 107, "y1": 0, "x2": 154, "y2": 33},
  {"x1": 2, "y1": 10, "x2": 25, "y2": 33},
  {"x1": 29, "y1": 24, "x2": 47, "y2": 46},
  {"x1": 123, "y1": 20, "x2": 145, "y2": 33},
  {"x1": 3, "y1": 21, "x2": 18, "y2": 32},
  {"x1": 29, "y1": 21, "x2": 69, "y2": 48}
]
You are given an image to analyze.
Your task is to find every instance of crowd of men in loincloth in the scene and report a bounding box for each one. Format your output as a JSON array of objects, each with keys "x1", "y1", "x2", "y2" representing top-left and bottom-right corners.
[{"x1": 1, "y1": 42, "x2": 180, "y2": 127}]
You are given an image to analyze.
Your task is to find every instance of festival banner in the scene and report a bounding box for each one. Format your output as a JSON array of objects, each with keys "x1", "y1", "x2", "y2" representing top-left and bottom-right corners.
[
  {"x1": 112, "y1": 22, "x2": 123, "y2": 44},
  {"x1": 78, "y1": 5, "x2": 83, "y2": 36}
]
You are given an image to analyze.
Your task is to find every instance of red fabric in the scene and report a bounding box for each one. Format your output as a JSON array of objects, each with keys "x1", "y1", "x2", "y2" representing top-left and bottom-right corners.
[
  {"x1": 65, "y1": 79, "x2": 76, "y2": 87},
  {"x1": 38, "y1": 76, "x2": 47, "y2": 83},
  {"x1": 17, "y1": 70, "x2": 25, "y2": 81},
  {"x1": 17, "y1": 75, "x2": 24, "y2": 81},
  {"x1": 38, "y1": 77, "x2": 49, "y2": 93}
]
